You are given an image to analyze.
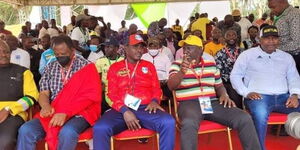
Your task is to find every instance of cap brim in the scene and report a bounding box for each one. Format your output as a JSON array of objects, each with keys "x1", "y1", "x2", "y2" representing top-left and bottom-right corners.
[
  {"x1": 261, "y1": 33, "x2": 279, "y2": 38},
  {"x1": 130, "y1": 41, "x2": 146, "y2": 46},
  {"x1": 178, "y1": 40, "x2": 185, "y2": 47}
]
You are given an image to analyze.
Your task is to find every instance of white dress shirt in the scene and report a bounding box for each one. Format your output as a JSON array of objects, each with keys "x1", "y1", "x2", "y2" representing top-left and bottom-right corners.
[{"x1": 230, "y1": 46, "x2": 300, "y2": 97}]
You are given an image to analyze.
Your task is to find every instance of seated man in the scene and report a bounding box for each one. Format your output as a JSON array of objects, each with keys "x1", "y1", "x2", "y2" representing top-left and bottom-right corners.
[
  {"x1": 168, "y1": 35, "x2": 260, "y2": 150},
  {"x1": 17, "y1": 35, "x2": 101, "y2": 150},
  {"x1": 95, "y1": 36, "x2": 124, "y2": 113},
  {"x1": 230, "y1": 25, "x2": 300, "y2": 150},
  {"x1": 0, "y1": 40, "x2": 38, "y2": 150},
  {"x1": 141, "y1": 36, "x2": 172, "y2": 98},
  {"x1": 93, "y1": 34, "x2": 175, "y2": 150}
]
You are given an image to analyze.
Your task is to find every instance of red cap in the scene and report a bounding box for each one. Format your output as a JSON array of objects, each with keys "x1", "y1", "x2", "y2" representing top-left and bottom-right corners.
[{"x1": 128, "y1": 34, "x2": 145, "y2": 46}]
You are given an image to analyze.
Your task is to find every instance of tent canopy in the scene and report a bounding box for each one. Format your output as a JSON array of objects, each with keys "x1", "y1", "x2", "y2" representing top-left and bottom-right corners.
[{"x1": 0, "y1": 0, "x2": 226, "y2": 6}]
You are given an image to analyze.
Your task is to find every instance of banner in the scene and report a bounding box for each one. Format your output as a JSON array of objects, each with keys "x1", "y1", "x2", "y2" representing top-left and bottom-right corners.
[{"x1": 131, "y1": 3, "x2": 166, "y2": 28}]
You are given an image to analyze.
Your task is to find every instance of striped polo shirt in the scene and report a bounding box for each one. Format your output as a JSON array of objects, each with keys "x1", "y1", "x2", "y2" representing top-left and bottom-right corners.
[{"x1": 169, "y1": 53, "x2": 222, "y2": 101}]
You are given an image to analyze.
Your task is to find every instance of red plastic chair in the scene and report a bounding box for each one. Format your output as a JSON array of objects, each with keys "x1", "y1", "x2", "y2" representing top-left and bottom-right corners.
[
  {"x1": 110, "y1": 128, "x2": 159, "y2": 150},
  {"x1": 268, "y1": 112, "x2": 288, "y2": 136},
  {"x1": 172, "y1": 91, "x2": 233, "y2": 150},
  {"x1": 45, "y1": 127, "x2": 93, "y2": 150}
]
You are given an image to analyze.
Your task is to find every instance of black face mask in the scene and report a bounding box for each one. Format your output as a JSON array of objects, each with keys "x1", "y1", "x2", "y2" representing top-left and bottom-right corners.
[{"x1": 56, "y1": 56, "x2": 71, "y2": 67}]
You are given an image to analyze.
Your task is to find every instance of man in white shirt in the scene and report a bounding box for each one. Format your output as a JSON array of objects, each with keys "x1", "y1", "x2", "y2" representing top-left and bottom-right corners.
[
  {"x1": 142, "y1": 36, "x2": 172, "y2": 101},
  {"x1": 47, "y1": 19, "x2": 61, "y2": 38},
  {"x1": 142, "y1": 36, "x2": 171, "y2": 81},
  {"x1": 66, "y1": 15, "x2": 76, "y2": 36},
  {"x1": 118, "y1": 20, "x2": 128, "y2": 33},
  {"x1": 232, "y1": 9, "x2": 252, "y2": 42},
  {"x1": 5, "y1": 35, "x2": 30, "y2": 68},
  {"x1": 71, "y1": 14, "x2": 91, "y2": 58},
  {"x1": 230, "y1": 25, "x2": 300, "y2": 150},
  {"x1": 38, "y1": 20, "x2": 49, "y2": 39}
]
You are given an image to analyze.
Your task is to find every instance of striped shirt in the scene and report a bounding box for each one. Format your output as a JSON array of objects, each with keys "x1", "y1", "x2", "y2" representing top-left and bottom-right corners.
[{"x1": 169, "y1": 53, "x2": 222, "y2": 101}]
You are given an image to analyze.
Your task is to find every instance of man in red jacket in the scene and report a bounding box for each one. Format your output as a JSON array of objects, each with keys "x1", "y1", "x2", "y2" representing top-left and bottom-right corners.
[
  {"x1": 93, "y1": 34, "x2": 175, "y2": 150},
  {"x1": 17, "y1": 35, "x2": 101, "y2": 150}
]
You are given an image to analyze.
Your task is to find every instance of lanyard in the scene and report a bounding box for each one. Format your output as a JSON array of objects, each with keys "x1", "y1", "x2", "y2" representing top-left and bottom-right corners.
[
  {"x1": 125, "y1": 59, "x2": 140, "y2": 94},
  {"x1": 60, "y1": 56, "x2": 75, "y2": 85},
  {"x1": 79, "y1": 27, "x2": 88, "y2": 43},
  {"x1": 190, "y1": 58, "x2": 205, "y2": 93},
  {"x1": 225, "y1": 47, "x2": 239, "y2": 61}
]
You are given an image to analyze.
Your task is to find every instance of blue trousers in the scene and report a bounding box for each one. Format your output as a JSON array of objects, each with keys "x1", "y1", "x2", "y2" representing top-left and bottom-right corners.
[
  {"x1": 17, "y1": 116, "x2": 90, "y2": 150},
  {"x1": 93, "y1": 105, "x2": 175, "y2": 150},
  {"x1": 245, "y1": 93, "x2": 300, "y2": 150}
]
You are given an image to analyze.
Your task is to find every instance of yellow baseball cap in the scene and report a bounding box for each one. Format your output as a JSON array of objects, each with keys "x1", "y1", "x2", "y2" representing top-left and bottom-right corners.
[{"x1": 178, "y1": 35, "x2": 203, "y2": 47}]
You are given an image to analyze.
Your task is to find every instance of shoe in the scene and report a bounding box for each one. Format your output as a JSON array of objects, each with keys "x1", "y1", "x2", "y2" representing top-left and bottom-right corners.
[{"x1": 138, "y1": 138, "x2": 149, "y2": 144}]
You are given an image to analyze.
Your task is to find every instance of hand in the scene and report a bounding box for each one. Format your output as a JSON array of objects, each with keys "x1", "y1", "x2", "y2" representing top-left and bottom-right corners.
[
  {"x1": 0, "y1": 109, "x2": 10, "y2": 123},
  {"x1": 180, "y1": 54, "x2": 191, "y2": 74},
  {"x1": 286, "y1": 95, "x2": 299, "y2": 108},
  {"x1": 145, "y1": 101, "x2": 165, "y2": 114},
  {"x1": 49, "y1": 113, "x2": 67, "y2": 127},
  {"x1": 123, "y1": 110, "x2": 141, "y2": 131},
  {"x1": 40, "y1": 104, "x2": 55, "y2": 118},
  {"x1": 246, "y1": 92, "x2": 262, "y2": 100},
  {"x1": 219, "y1": 94, "x2": 236, "y2": 108}
]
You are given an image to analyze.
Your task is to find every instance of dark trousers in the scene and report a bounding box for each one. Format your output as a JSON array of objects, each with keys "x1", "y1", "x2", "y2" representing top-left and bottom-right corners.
[
  {"x1": 292, "y1": 54, "x2": 300, "y2": 74},
  {"x1": 93, "y1": 105, "x2": 175, "y2": 150},
  {"x1": 178, "y1": 100, "x2": 261, "y2": 150},
  {"x1": 223, "y1": 82, "x2": 243, "y2": 109},
  {"x1": 0, "y1": 115, "x2": 24, "y2": 150}
]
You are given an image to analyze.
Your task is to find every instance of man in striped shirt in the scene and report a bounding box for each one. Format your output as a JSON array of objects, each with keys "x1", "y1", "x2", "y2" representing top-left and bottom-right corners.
[{"x1": 167, "y1": 35, "x2": 260, "y2": 150}]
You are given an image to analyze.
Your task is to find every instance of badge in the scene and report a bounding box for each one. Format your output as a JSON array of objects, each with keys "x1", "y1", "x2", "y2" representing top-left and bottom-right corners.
[
  {"x1": 15, "y1": 55, "x2": 20, "y2": 60},
  {"x1": 199, "y1": 97, "x2": 213, "y2": 114},
  {"x1": 124, "y1": 94, "x2": 141, "y2": 111},
  {"x1": 118, "y1": 68, "x2": 129, "y2": 77},
  {"x1": 142, "y1": 67, "x2": 148, "y2": 74}
]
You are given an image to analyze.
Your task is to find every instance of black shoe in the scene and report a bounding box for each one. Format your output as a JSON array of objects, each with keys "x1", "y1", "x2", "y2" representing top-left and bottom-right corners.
[{"x1": 138, "y1": 138, "x2": 149, "y2": 144}]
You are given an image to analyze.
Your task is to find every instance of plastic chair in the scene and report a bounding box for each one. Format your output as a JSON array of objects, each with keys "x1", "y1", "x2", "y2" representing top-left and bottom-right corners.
[{"x1": 110, "y1": 128, "x2": 159, "y2": 150}]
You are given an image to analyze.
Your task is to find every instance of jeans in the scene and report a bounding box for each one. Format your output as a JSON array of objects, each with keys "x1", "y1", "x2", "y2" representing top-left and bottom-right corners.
[
  {"x1": 178, "y1": 100, "x2": 261, "y2": 150},
  {"x1": 93, "y1": 105, "x2": 175, "y2": 150},
  {"x1": 17, "y1": 116, "x2": 90, "y2": 150},
  {"x1": 245, "y1": 93, "x2": 300, "y2": 150}
]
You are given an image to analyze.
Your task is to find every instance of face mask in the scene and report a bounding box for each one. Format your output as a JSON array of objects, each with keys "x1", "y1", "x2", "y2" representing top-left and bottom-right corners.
[
  {"x1": 56, "y1": 56, "x2": 71, "y2": 67},
  {"x1": 90, "y1": 45, "x2": 98, "y2": 52},
  {"x1": 148, "y1": 49, "x2": 159, "y2": 56}
]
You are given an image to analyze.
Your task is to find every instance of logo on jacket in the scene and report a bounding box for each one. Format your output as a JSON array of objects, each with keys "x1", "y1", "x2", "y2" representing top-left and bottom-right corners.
[
  {"x1": 118, "y1": 68, "x2": 129, "y2": 77},
  {"x1": 142, "y1": 67, "x2": 148, "y2": 74}
]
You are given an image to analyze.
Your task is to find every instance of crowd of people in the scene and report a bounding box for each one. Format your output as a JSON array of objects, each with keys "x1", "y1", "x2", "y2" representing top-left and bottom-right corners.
[{"x1": 0, "y1": 0, "x2": 300, "y2": 150}]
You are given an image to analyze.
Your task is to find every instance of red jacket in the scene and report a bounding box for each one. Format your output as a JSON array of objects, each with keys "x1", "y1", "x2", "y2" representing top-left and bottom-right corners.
[
  {"x1": 107, "y1": 60, "x2": 162, "y2": 112},
  {"x1": 35, "y1": 63, "x2": 101, "y2": 150}
]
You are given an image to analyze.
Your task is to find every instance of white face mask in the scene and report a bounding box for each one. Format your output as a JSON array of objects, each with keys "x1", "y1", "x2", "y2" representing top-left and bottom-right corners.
[{"x1": 148, "y1": 49, "x2": 159, "y2": 56}]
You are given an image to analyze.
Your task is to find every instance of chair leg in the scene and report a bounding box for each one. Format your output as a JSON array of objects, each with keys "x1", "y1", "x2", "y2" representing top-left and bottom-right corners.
[
  {"x1": 168, "y1": 99, "x2": 172, "y2": 115},
  {"x1": 276, "y1": 125, "x2": 282, "y2": 136},
  {"x1": 156, "y1": 133, "x2": 160, "y2": 150},
  {"x1": 110, "y1": 137, "x2": 114, "y2": 150},
  {"x1": 45, "y1": 142, "x2": 48, "y2": 150},
  {"x1": 227, "y1": 128, "x2": 233, "y2": 150}
]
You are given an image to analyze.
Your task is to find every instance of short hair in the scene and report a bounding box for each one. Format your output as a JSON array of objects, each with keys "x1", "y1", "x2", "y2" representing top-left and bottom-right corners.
[
  {"x1": 248, "y1": 25, "x2": 259, "y2": 33},
  {"x1": 51, "y1": 35, "x2": 74, "y2": 49}
]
